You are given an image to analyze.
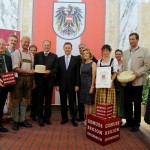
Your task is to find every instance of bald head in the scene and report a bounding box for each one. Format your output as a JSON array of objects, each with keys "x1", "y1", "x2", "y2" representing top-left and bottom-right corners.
[
  {"x1": 0, "y1": 38, "x2": 6, "y2": 54},
  {"x1": 21, "y1": 36, "x2": 30, "y2": 50},
  {"x1": 21, "y1": 36, "x2": 30, "y2": 41}
]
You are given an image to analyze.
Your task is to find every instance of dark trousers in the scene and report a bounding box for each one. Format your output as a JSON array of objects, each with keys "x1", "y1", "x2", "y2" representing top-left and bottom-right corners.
[
  {"x1": 77, "y1": 91, "x2": 85, "y2": 119},
  {"x1": 37, "y1": 81, "x2": 53, "y2": 122},
  {"x1": 30, "y1": 87, "x2": 38, "y2": 117},
  {"x1": 60, "y1": 90, "x2": 77, "y2": 121},
  {"x1": 124, "y1": 82, "x2": 143, "y2": 127},
  {"x1": 0, "y1": 87, "x2": 9, "y2": 126}
]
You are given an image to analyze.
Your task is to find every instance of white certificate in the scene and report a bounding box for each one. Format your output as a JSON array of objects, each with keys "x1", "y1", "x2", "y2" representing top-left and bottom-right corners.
[{"x1": 96, "y1": 67, "x2": 111, "y2": 88}]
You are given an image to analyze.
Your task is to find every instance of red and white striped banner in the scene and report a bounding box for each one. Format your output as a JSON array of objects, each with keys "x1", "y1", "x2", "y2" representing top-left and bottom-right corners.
[{"x1": 33, "y1": 0, "x2": 105, "y2": 104}]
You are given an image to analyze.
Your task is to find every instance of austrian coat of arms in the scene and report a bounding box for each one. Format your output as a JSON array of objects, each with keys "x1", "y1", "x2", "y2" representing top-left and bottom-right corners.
[{"x1": 53, "y1": 2, "x2": 86, "y2": 40}]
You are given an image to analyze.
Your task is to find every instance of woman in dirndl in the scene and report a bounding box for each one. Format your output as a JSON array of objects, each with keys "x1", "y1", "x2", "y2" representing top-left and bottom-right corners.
[
  {"x1": 95, "y1": 44, "x2": 118, "y2": 115},
  {"x1": 115, "y1": 49, "x2": 125, "y2": 118}
]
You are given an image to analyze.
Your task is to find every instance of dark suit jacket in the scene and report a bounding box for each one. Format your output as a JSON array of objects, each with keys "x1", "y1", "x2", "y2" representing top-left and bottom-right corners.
[
  {"x1": 34, "y1": 51, "x2": 58, "y2": 87},
  {"x1": 0, "y1": 54, "x2": 12, "y2": 92},
  {"x1": 56, "y1": 55, "x2": 80, "y2": 91},
  {"x1": 0, "y1": 54, "x2": 12, "y2": 73},
  {"x1": 4, "y1": 54, "x2": 12, "y2": 72},
  {"x1": 5, "y1": 49, "x2": 11, "y2": 56}
]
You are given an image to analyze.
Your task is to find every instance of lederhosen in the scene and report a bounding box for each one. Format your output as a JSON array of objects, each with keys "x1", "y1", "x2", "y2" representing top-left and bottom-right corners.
[
  {"x1": 18, "y1": 50, "x2": 33, "y2": 76},
  {"x1": 13, "y1": 50, "x2": 33, "y2": 100},
  {"x1": 18, "y1": 49, "x2": 33, "y2": 89}
]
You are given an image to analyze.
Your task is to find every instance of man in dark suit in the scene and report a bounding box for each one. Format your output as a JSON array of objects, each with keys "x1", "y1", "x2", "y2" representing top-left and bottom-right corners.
[
  {"x1": 34, "y1": 40, "x2": 58, "y2": 127},
  {"x1": 56, "y1": 42, "x2": 80, "y2": 127},
  {"x1": 0, "y1": 38, "x2": 12, "y2": 132},
  {"x1": 76, "y1": 43, "x2": 97, "y2": 121}
]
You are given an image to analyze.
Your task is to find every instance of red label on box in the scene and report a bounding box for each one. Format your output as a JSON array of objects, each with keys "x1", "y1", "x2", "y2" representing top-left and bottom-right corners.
[
  {"x1": 96, "y1": 104, "x2": 113, "y2": 110},
  {"x1": 86, "y1": 114, "x2": 121, "y2": 146},
  {"x1": 97, "y1": 109, "x2": 113, "y2": 113},
  {"x1": 1, "y1": 72, "x2": 16, "y2": 86},
  {"x1": 96, "y1": 104, "x2": 113, "y2": 118},
  {"x1": 96, "y1": 112, "x2": 113, "y2": 118}
]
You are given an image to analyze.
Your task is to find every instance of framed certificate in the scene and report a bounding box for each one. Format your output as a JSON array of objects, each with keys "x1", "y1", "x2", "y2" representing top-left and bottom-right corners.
[{"x1": 96, "y1": 67, "x2": 111, "y2": 88}]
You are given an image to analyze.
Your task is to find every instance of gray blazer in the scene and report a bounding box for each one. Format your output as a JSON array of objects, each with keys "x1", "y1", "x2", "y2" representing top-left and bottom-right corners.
[{"x1": 122, "y1": 47, "x2": 150, "y2": 86}]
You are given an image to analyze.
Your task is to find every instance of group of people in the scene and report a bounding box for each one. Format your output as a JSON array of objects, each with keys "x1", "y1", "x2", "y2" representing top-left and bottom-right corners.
[{"x1": 0, "y1": 32, "x2": 149, "y2": 134}]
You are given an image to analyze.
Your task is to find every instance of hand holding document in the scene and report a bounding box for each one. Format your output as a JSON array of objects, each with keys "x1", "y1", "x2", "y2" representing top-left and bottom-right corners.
[{"x1": 96, "y1": 67, "x2": 111, "y2": 88}]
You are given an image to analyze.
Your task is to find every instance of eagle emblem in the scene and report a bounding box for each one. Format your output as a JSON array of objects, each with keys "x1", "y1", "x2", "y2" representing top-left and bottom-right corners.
[{"x1": 53, "y1": 2, "x2": 86, "y2": 40}]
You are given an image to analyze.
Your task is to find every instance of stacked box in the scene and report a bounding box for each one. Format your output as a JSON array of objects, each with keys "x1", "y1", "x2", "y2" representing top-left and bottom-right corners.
[
  {"x1": 96, "y1": 104, "x2": 113, "y2": 118},
  {"x1": 86, "y1": 114, "x2": 121, "y2": 146}
]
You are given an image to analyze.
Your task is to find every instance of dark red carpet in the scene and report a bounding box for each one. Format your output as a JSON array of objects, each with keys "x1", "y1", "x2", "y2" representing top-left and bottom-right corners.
[{"x1": 0, "y1": 107, "x2": 150, "y2": 150}]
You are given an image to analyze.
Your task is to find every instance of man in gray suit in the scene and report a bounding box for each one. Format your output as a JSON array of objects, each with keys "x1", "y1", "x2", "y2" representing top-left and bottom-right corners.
[{"x1": 122, "y1": 33, "x2": 150, "y2": 132}]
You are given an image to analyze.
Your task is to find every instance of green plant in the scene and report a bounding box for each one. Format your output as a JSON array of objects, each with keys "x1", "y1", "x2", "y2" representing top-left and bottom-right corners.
[{"x1": 142, "y1": 70, "x2": 150, "y2": 104}]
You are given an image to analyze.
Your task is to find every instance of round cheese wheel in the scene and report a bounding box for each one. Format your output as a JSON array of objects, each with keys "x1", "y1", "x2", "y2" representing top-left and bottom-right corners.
[
  {"x1": 34, "y1": 65, "x2": 46, "y2": 73},
  {"x1": 117, "y1": 71, "x2": 136, "y2": 83}
]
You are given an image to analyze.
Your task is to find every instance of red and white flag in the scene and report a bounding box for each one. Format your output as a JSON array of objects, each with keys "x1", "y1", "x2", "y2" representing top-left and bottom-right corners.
[{"x1": 33, "y1": 0, "x2": 105, "y2": 104}]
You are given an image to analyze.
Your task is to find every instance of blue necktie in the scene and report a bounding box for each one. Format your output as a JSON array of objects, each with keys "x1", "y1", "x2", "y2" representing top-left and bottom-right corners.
[{"x1": 65, "y1": 56, "x2": 69, "y2": 69}]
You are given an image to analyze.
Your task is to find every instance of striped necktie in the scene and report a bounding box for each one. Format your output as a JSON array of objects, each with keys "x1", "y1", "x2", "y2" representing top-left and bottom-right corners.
[
  {"x1": 0, "y1": 54, "x2": 6, "y2": 73},
  {"x1": 44, "y1": 52, "x2": 49, "y2": 56}
]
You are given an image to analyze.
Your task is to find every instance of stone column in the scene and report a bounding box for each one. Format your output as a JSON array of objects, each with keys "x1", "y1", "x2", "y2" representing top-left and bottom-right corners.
[{"x1": 20, "y1": 0, "x2": 34, "y2": 42}]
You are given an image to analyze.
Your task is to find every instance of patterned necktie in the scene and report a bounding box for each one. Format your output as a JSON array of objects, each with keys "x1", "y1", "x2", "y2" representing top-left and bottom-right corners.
[
  {"x1": 65, "y1": 56, "x2": 69, "y2": 69},
  {"x1": 0, "y1": 54, "x2": 6, "y2": 73},
  {"x1": 44, "y1": 52, "x2": 49, "y2": 56},
  {"x1": 0, "y1": 55, "x2": 3, "y2": 73}
]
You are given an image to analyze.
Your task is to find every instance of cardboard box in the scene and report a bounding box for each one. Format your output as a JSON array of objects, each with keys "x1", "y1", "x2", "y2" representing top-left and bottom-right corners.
[
  {"x1": 1, "y1": 72, "x2": 16, "y2": 86},
  {"x1": 86, "y1": 114, "x2": 121, "y2": 146},
  {"x1": 96, "y1": 104, "x2": 113, "y2": 118}
]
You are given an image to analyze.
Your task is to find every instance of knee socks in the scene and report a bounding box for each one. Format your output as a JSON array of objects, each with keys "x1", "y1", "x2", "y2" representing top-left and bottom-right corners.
[{"x1": 20, "y1": 102, "x2": 28, "y2": 122}]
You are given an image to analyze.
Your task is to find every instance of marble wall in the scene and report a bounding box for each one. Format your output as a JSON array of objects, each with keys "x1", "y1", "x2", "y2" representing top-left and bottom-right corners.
[
  {"x1": 0, "y1": 0, "x2": 19, "y2": 30},
  {"x1": 105, "y1": 0, "x2": 150, "y2": 52},
  {"x1": 0, "y1": 0, "x2": 33, "y2": 41},
  {"x1": 20, "y1": 0, "x2": 33, "y2": 39},
  {"x1": 140, "y1": 0, "x2": 150, "y2": 49},
  {"x1": 118, "y1": 0, "x2": 138, "y2": 50}
]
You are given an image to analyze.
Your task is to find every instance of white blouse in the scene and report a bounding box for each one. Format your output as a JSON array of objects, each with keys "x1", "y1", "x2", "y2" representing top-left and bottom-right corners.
[
  {"x1": 117, "y1": 64, "x2": 123, "y2": 72},
  {"x1": 97, "y1": 58, "x2": 118, "y2": 72}
]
